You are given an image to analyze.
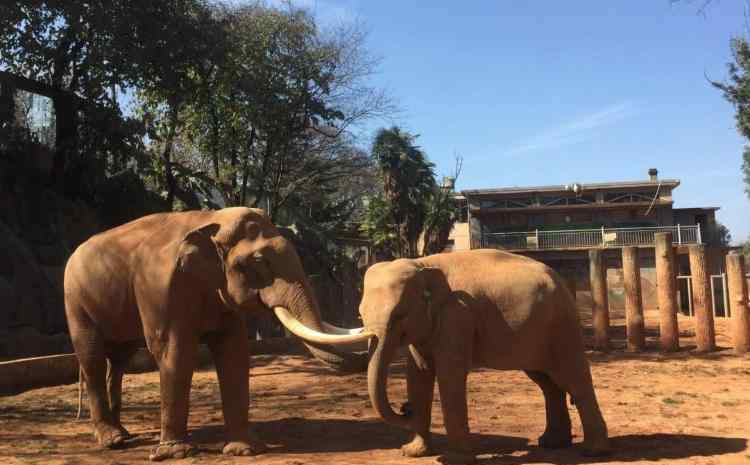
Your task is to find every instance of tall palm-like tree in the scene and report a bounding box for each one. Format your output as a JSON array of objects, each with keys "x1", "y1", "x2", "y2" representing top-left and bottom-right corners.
[{"x1": 369, "y1": 127, "x2": 435, "y2": 258}]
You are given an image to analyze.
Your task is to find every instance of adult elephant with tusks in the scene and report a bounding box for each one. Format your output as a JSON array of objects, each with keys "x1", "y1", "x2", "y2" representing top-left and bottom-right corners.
[
  {"x1": 359, "y1": 249, "x2": 611, "y2": 465},
  {"x1": 64, "y1": 207, "x2": 373, "y2": 461}
]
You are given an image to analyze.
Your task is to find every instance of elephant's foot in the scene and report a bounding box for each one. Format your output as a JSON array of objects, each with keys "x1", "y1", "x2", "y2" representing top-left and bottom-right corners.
[
  {"x1": 222, "y1": 439, "x2": 268, "y2": 456},
  {"x1": 148, "y1": 440, "x2": 197, "y2": 461},
  {"x1": 581, "y1": 436, "x2": 612, "y2": 457},
  {"x1": 115, "y1": 423, "x2": 132, "y2": 440},
  {"x1": 538, "y1": 429, "x2": 572, "y2": 449},
  {"x1": 401, "y1": 434, "x2": 431, "y2": 457},
  {"x1": 93, "y1": 421, "x2": 128, "y2": 449}
]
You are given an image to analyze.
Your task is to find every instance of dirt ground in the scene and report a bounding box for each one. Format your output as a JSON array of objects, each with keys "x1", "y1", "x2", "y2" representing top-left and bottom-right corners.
[{"x1": 1, "y1": 309, "x2": 749, "y2": 465}]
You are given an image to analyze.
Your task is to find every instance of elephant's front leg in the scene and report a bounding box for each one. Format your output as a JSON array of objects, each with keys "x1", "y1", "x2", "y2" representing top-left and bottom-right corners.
[
  {"x1": 148, "y1": 332, "x2": 199, "y2": 462},
  {"x1": 208, "y1": 312, "x2": 268, "y2": 457},
  {"x1": 401, "y1": 347, "x2": 435, "y2": 457},
  {"x1": 435, "y1": 352, "x2": 475, "y2": 464}
]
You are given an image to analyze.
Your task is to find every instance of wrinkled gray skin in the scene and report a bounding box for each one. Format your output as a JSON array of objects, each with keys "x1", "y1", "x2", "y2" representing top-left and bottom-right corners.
[
  {"x1": 64, "y1": 207, "x2": 365, "y2": 461},
  {"x1": 359, "y1": 249, "x2": 610, "y2": 464}
]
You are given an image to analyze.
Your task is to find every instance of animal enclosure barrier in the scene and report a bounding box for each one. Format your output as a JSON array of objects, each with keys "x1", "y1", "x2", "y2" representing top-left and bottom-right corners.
[
  {"x1": 482, "y1": 224, "x2": 701, "y2": 251},
  {"x1": 677, "y1": 274, "x2": 730, "y2": 318},
  {"x1": 726, "y1": 251, "x2": 750, "y2": 354}
]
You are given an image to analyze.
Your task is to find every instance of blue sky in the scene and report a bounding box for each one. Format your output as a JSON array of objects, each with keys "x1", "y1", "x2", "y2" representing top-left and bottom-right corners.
[{"x1": 296, "y1": 0, "x2": 750, "y2": 244}]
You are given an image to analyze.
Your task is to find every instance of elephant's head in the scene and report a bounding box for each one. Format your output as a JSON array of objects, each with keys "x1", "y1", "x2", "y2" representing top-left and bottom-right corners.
[
  {"x1": 358, "y1": 259, "x2": 445, "y2": 427},
  {"x1": 177, "y1": 207, "x2": 373, "y2": 372}
]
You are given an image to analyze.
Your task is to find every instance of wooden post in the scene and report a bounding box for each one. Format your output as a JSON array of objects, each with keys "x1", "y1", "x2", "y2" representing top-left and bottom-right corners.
[
  {"x1": 726, "y1": 251, "x2": 750, "y2": 354},
  {"x1": 689, "y1": 244, "x2": 716, "y2": 352},
  {"x1": 567, "y1": 274, "x2": 577, "y2": 301},
  {"x1": 622, "y1": 246, "x2": 645, "y2": 351},
  {"x1": 589, "y1": 249, "x2": 609, "y2": 351},
  {"x1": 655, "y1": 232, "x2": 679, "y2": 351}
]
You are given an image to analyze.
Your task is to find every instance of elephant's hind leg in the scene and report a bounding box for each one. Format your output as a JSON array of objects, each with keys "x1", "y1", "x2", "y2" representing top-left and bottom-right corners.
[
  {"x1": 548, "y1": 355, "x2": 610, "y2": 457},
  {"x1": 68, "y1": 308, "x2": 127, "y2": 449},
  {"x1": 524, "y1": 370, "x2": 572, "y2": 448},
  {"x1": 107, "y1": 344, "x2": 138, "y2": 439}
]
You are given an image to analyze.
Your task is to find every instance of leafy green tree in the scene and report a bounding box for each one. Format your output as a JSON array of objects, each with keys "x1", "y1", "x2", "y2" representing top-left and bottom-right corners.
[
  {"x1": 0, "y1": 0, "x2": 220, "y2": 212},
  {"x1": 712, "y1": 37, "x2": 750, "y2": 198},
  {"x1": 365, "y1": 126, "x2": 436, "y2": 258},
  {"x1": 715, "y1": 221, "x2": 732, "y2": 246},
  {"x1": 176, "y1": 3, "x2": 390, "y2": 220},
  {"x1": 422, "y1": 157, "x2": 463, "y2": 256}
]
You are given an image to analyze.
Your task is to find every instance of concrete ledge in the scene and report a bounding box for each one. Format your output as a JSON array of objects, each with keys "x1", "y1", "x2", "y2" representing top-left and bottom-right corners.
[
  {"x1": 0, "y1": 353, "x2": 79, "y2": 396},
  {"x1": 0, "y1": 337, "x2": 306, "y2": 397}
]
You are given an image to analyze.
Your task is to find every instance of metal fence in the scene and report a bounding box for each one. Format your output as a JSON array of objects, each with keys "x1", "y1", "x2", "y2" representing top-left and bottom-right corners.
[
  {"x1": 677, "y1": 273, "x2": 730, "y2": 318},
  {"x1": 481, "y1": 224, "x2": 701, "y2": 250}
]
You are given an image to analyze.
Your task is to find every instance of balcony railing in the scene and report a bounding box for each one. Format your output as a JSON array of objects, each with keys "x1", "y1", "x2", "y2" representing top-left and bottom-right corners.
[{"x1": 481, "y1": 224, "x2": 701, "y2": 251}]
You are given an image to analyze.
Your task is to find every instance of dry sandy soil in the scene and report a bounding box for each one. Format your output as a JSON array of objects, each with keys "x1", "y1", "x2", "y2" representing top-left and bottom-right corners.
[{"x1": 1, "y1": 309, "x2": 749, "y2": 465}]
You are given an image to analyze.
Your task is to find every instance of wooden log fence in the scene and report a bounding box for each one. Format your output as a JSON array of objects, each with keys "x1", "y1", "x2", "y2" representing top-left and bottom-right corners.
[
  {"x1": 689, "y1": 244, "x2": 716, "y2": 352},
  {"x1": 622, "y1": 246, "x2": 645, "y2": 352},
  {"x1": 726, "y1": 251, "x2": 750, "y2": 354},
  {"x1": 655, "y1": 232, "x2": 680, "y2": 351},
  {"x1": 588, "y1": 249, "x2": 610, "y2": 351}
]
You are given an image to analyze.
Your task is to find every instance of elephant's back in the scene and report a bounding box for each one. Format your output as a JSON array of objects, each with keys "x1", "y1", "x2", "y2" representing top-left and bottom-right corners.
[
  {"x1": 63, "y1": 210, "x2": 214, "y2": 341},
  {"x1": 421, "y1": 248, "x2": 558, "y2": 297}
]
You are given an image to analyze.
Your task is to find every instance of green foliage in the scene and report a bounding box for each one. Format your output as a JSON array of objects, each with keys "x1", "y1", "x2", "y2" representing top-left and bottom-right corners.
[
  {"x1": 422, "y1": 170, "x2": 462, "y2": 256},
  {"x1": 715, "y1": 221, "x2": 732, "y2": 247},
  {"x1": 712, "y1": 37, "x2": 750, "y2": 198},
  {"x1": 1, "y1": 0, "x2": 390, "y2": 255},
  {"x1": 363, "y1": 127, "x2": 461, "y2": 259},
  {"x1": 366, "y1": 126, "x2": 435, "y2": 258},
  {"x1": 361, "y1": 194, "x2": 399, "y2": 255}
]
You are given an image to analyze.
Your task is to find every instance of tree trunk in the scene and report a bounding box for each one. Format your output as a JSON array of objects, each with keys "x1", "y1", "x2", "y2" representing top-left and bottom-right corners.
[
  {"x1": 655, "y1": 232, "x2": 679, "y2": 351},
  {"x1": 51, "y1": 93, "x2": 77, "y2": 192},
  {"x1": 622, "y1": 246, "x2": 645, "y2": 352},
  {"x1": 726, "y1": 251, "x2": 750, "y2": 354},
  {"x1": 689, "y1": 244, "x2": 716, "y2": 352},
  {"x1": 161, "y1": 104, "x2": 180, "y2": 210},
  {"x1": 0, "y1": 72, "x2": 83, "y2": 193},
  {"x1": 240, "y1": 127, "x2": 256, "y2": 206},
  {"x1": 588, "y1": 249, "x2": 609, "y2": 351}
]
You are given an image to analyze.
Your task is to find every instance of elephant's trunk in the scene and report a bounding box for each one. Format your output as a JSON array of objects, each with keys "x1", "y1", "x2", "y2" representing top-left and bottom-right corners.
[
  {"x1": 267, "y1": 266, "x2": 369, "y2": 373},
  {"x1": 367, "y1": 330, "x2": 410, "y2": 428}
]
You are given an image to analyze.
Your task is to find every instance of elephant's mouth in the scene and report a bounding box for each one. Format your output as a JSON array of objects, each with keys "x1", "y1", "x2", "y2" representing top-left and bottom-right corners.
[{"x1": 217, "y1": 287, "x2": 263, "y2": 314}]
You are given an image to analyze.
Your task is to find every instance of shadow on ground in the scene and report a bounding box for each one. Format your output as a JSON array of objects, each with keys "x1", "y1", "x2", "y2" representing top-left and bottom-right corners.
[
  {"x1": 476, "y1": 433, "x2": 747, "y2": 464},
  {"x1": 1, "y1": 416, "x2": 745, "y2": 465}
]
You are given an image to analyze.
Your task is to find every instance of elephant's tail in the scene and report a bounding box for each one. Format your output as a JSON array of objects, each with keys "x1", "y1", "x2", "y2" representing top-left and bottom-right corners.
[{"x1": 76, "y1": 365, "x2": 85, "y2": 419}]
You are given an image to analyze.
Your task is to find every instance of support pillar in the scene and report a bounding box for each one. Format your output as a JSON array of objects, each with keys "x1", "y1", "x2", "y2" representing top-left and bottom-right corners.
[
  {"x1": 567, "y1": 274, "x2": 577, "y2": 301},
  {"x1": 655, "y1": 232, "x2": 679, "y2": 351},
  {"x1": 726, "y1": 251, "x2": 750, "y2": 354},
  {"x1": 689, "y1": 244, "x2": 716, "y2": 352},
  {"x1": 588, "y1": 249, "x2": 609, "y2": 351},
  {"x1": 622, "y1": 246, "x2": 645, "y2": 351}
]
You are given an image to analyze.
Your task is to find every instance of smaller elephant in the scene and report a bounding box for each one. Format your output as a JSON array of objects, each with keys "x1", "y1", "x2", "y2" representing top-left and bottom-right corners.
[{"x1": 359, "y1": 249, "x2": 610, "y2": 463}]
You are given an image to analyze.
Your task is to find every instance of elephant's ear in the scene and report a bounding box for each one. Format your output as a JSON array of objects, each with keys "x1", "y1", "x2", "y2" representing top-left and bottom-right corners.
[
  {"x1": 417, "y1": 266, "x2": 447, "y2": 319},
  {"x1": 175, "y1": 223, "x2": 224, "y2": 288}
]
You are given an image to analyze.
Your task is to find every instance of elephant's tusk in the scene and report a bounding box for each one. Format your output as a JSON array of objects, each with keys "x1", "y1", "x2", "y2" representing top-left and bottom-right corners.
[
  {"x1": 273, "y1": 307, "x2": 374, "y2": 345},
  {"x1": 408, "y1": 344, "x2": 430, "y2": 371},
  {"x1": 321, "y1": 321, "x2": 366, "y2": 335}
]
